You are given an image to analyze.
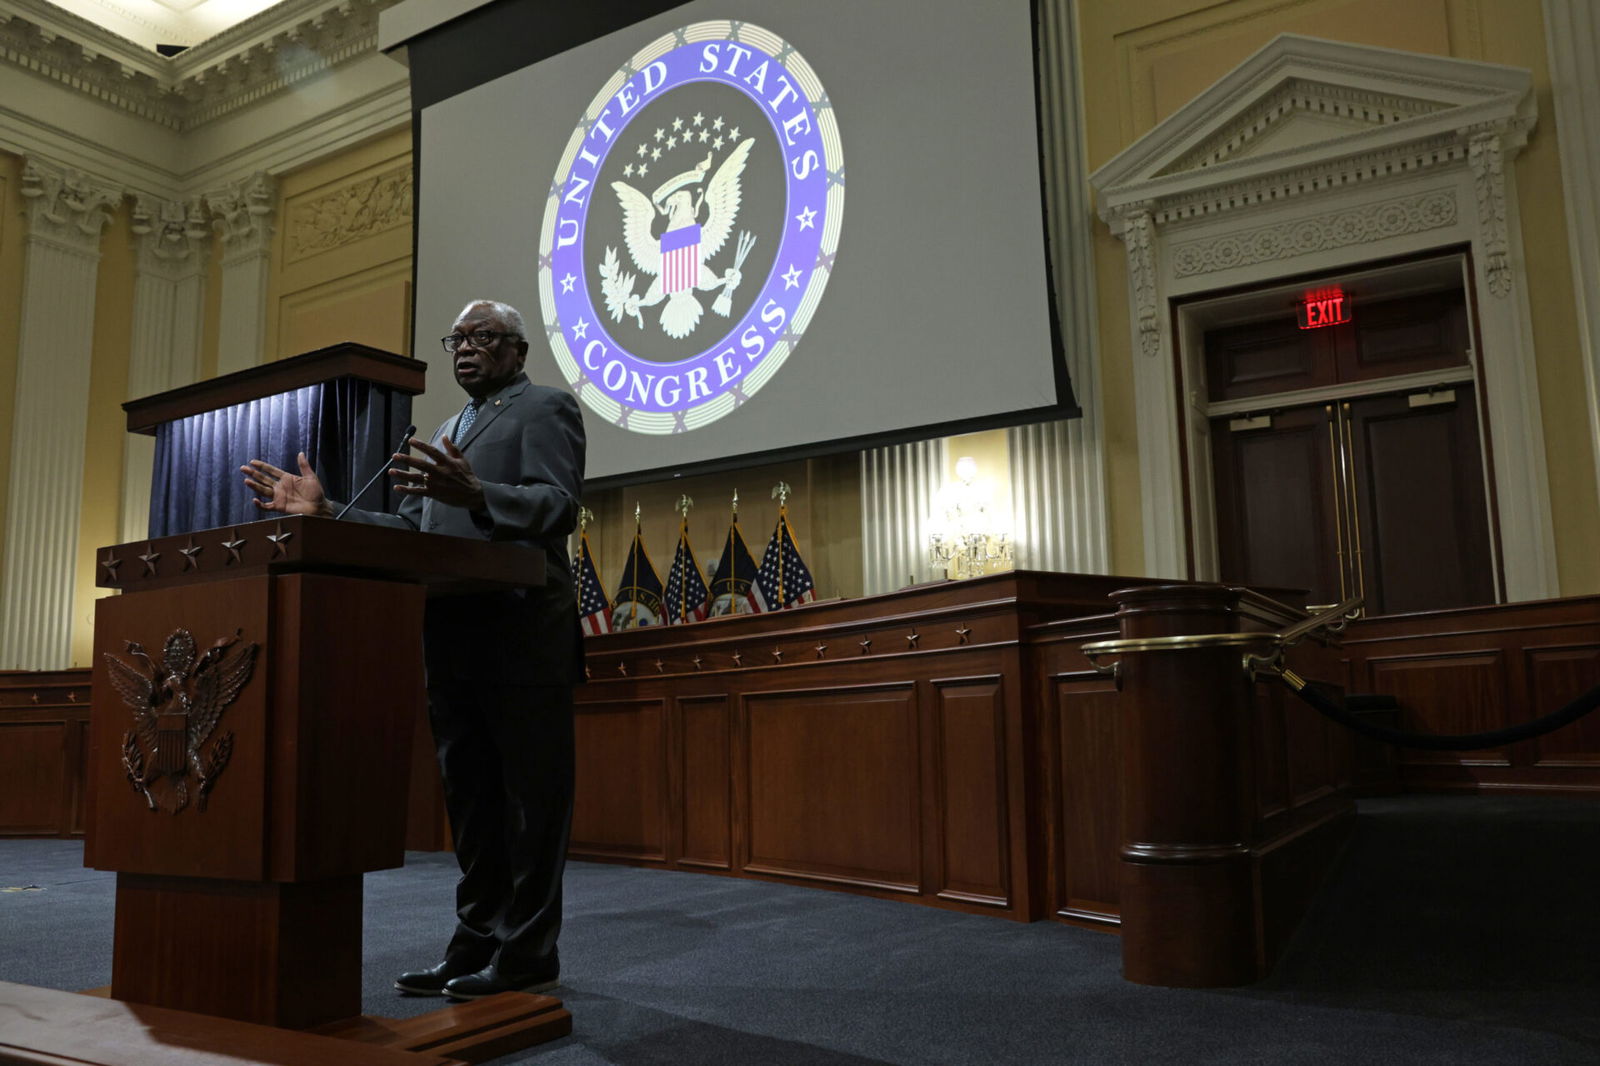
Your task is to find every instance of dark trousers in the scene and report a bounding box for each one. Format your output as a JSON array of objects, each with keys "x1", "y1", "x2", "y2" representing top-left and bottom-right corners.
[{"x1": 426, "y1": 679, "x2": 575, "y2": 978}]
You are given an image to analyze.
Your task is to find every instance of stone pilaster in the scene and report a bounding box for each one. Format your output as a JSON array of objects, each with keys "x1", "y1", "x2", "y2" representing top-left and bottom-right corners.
[
  {"x1": 121, "y1": 196, "x2": 211, "y2": 543},
  {"x1": 207, "y1": 171, "x2": 276, "y2": 375},
  {"x1": 0, "y1": 158, "x2": 119, "y2": 669}
]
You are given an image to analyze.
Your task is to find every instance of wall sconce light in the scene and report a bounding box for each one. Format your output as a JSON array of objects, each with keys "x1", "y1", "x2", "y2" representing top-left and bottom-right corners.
[{"x1": 927, "y1": 456, "x2": 1012, "y2": 580}]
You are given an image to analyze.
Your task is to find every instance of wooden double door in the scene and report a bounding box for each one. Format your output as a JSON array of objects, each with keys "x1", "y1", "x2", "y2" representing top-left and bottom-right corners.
[{"x1": 1206, "y1": 288, "x2": 1497, "y2": 615}]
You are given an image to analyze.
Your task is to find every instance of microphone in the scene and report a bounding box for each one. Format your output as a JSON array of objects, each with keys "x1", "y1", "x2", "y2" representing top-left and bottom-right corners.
[{"x1": 334, "y1": 424, "x2": 416, "y2": 521}]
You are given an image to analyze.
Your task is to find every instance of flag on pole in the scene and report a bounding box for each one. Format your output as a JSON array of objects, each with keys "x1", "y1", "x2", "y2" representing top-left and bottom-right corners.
[
  {"x1": 612, "y1": 517, "x2": 664, "y2": 629},
  {"x1": 708, "y1": 513, "x2": 759, "y2": 617},
  {"x1": 576, "y1": 528, "x2": 613, "y2": 636},
  {"x1": 663, "y1": 518, "x2": 710, "y2": 624},
  {"x1": 751, "y1": 507, "x2": 816, "y2": 612}
]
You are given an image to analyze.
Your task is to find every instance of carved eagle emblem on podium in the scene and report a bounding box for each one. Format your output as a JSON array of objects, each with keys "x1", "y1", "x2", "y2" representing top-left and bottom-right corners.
[{"x1": 103, "y1": 628, "x2": 258, "y2": 814}]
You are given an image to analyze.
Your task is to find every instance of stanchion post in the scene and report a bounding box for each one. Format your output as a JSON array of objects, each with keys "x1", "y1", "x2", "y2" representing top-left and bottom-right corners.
[{"x1": 1111, "y1": 584, "x2": 1267, "y2": 987}]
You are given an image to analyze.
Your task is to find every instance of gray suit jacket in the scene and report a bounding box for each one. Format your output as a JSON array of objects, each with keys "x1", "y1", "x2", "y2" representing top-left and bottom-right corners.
[{"x1": 342, "y1": 373, "x2": 586, "y2": 686}]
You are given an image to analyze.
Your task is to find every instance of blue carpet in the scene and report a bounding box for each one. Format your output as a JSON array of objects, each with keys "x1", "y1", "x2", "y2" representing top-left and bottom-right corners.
[{"x1": 2, "y1": 794, "x2": 1596, "y2": 1064}]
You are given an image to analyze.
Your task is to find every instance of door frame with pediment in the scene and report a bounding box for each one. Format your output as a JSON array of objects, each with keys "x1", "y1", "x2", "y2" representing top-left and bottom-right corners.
[{"x1": 1090, "y1": 33, "x2": 1557, "y2": 602}]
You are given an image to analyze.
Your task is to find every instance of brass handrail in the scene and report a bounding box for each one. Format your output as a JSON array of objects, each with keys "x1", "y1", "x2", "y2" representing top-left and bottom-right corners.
[{"x1": 1079, "y1": 597, "x2": 1363, "y2": 683}]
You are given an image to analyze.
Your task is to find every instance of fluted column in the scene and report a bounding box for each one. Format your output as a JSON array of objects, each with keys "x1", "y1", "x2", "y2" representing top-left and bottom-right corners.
[
  {"x1": 859, "y1": 438, "x2": 945, "y2": 595},
  {"x1": 1008, "y1": 419, "x2": 1108, "y2": 574},
  {"x1": 1022, "y1": 0, "x2": 1109, "y2": 577},
  {"x1": 208, "y1": 172, "x2": 276, "y2": 375},
  {"x1": 0, "y1": 158, "x2": 119, "y2": 669},
  {"x1": 121, "y1": 197, "x2": 211, "y2": 543}
]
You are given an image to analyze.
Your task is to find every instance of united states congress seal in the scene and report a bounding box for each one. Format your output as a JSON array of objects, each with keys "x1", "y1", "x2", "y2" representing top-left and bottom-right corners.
[{"x1": 540, "y1": 20, "x2": 844, "y2": 433}]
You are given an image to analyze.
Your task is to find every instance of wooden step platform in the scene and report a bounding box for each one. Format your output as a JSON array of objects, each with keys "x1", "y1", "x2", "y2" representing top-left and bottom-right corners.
[{"x1": 0, "y1": 982, "x2": 571, "y2": 1066}]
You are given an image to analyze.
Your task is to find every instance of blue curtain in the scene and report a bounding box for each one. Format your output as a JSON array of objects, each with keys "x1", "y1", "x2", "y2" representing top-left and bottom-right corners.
[{"x1": 148, "y1": 378, "x2": 412, "y2": 538}]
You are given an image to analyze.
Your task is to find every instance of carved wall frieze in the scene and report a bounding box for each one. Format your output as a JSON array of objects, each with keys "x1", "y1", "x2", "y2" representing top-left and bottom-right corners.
[
  {"x1": 286, "y1": 163, "x2": 412, "y2": 262},
  {"x1": 103, "y1": 627, "x2": 258, "y2": 814},
  {"x1": 1169, "y1": 189, "x2": 1459, "y2": 279},
  {"x1": 131, "y1": 195, "x2": 209, "y2": 277},
  {"x1": 19, "y1": 156, "x2": 119, "y2": 254},
  {"x1": 0, "y1": 0, "x2": 394, "y2": 132},
  {"x1": 1150, "y1": 131, "x2": 1472, "y2": 227}
]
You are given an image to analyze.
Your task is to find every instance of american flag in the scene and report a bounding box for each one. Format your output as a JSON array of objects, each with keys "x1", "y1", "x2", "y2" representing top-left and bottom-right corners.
[
  {"x1": 663, "y1": 521, "x2": 709, "y2": 624},
  {"x1": 708, "y1": 518, "x2": 759, "y2": 616},
  {"x1": 612, "y1": 524, "x2": 664, "y2": 629},
  {"x1": 660, "y1": 224, "x2": 702, "y2": 295},
  {"x1": 750, "y1": 510, "x2": 816, "y2": 613},
  {"x1": 576, "y1": 530, "x2": 612, "y2": 636}
]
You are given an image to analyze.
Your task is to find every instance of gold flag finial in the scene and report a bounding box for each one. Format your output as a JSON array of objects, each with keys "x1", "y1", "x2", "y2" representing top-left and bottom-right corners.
[
  {"x1": 634, "y1": 502, "x2": 641, "y2": 525},
  {"x1": 677, "y1": 494, "x2": 693, "y2": 519},
  {"x1": 732, "y1": 488, "x2": 739, "y2": 516},
  {"x1": 771, "y1": 481, "x2": 791, "y2": 508}
]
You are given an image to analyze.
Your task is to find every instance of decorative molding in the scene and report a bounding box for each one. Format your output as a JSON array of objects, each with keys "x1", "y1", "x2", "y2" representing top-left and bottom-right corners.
[
  {"x1": 1169, "y1": 189, "x2": 1458, "y2": 278},
  {"x1": 1467, "y1": 132, "x2": 1512, "y2": 298},
  {"x1": 208, "y1": 169, "x2": 275, "y2": 256},
  {"x1": 1113, "y1": 206, "x2": 1160, "y2": 358},
  {"x1": 131, "y1": 194, "x2": 208, "y2": 277},
  {"x1": 19, "y1": 155, "x2": 119, "y2": 255},
  {"x1": 0, "y1": 0, "x2": 397, "y2": 132},
  {"x1": 285, "y1": 162, "x2": 410, "y2": 261},
  {"x1": 1161, "y1": 77, "x2": 1448, "y2": 175}
]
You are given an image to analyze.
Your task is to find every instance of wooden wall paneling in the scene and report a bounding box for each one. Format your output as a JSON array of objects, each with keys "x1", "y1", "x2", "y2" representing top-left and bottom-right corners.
[
  {"x1": 1523, "y1": 643, "x2": 1600, "y2": 768},
  {"x1": 1366, "y1": 650, "x2": 1511, "y2": 770},
  {"x1": 1048, "y1": 671, "x2": 1121, "y2": 927},
  {"x1": 741, "y1": 682, "x2": 921, "y2": 893},
  {"x1": 571, "y1": 697, "x2": 669, "y2": 862},
  {"x1": 927, "y1": 674, "x2": 1010, "y2": 910},
  {"x1": 0, "y1": 722, "x2": 69, "y2": 835},
  {"x1": 678, "y1": 693, "x2": 732, "y2": 869},
  {"x1": 0, "y1": 669, "x2": 93, "y2": 837}
]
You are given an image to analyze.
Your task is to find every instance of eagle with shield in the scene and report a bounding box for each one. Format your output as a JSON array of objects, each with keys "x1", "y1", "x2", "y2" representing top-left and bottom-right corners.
[
  {"x1": 103, "y1": 628, "x2": 258, "y2": 814},
  {"x1": 599, "y1": 138, "x2": 758, "y2": 340}
]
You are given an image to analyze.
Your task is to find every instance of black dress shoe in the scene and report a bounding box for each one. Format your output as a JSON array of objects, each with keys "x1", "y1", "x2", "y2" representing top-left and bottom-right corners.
[
  {"x1": 394, "y1": 958, "x2": 485, "y2": 995},
  {"x1": 443, "y1": 963, "x2": 559, "y2": 999}
]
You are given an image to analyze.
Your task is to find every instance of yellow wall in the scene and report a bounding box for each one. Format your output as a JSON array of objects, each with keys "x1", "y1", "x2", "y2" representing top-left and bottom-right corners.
[
  {"x1": 69, "y1": 202, "x2": 135, "y2": 665},
  {"x1": 1078, "y1": 0, "x2": 1600, "y2": 593},
  {"x1": 268, "y1": 127, "x2": 415, "y2": 361}
]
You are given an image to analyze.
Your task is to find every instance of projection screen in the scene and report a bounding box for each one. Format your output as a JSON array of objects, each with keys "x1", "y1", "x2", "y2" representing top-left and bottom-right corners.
[{"x1": 409, "y1": 0, "x2": 1076, "y2": 486}]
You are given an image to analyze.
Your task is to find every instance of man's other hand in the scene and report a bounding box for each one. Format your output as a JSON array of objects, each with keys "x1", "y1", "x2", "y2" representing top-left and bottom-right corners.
[{"x1": 241, "y1": 452, "x2": 334, "y2": 516}]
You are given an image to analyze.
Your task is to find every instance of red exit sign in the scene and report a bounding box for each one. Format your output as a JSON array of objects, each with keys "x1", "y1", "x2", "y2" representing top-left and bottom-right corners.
[{"x1": 1298, "y1": 288, "x2": 1351, "y2": 329}]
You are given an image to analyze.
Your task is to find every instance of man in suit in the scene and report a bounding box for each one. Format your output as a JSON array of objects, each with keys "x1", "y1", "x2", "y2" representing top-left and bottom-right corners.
[{"x1": 241, "y1": 299, "x2": 585, "y2": 999}]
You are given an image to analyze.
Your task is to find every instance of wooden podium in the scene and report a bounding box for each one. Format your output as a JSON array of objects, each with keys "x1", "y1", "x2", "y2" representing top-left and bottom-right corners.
[
  {"x1": 71, "y1": 347, "x2": 572, "y2": 1062},
  {"x1": 84, "y1": 517, "x2": 570, "y2": 1059}
]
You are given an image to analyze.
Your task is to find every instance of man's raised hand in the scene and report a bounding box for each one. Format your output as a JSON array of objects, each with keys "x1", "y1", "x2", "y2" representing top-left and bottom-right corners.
[{"x1": 241, "y1": 452, "x2": 333, "y2": 517}]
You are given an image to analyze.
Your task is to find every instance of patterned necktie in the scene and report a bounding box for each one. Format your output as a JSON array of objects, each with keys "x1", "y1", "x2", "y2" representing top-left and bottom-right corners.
[{"x1": 457, "y1": 398, "x2": 482, "y2": 439}]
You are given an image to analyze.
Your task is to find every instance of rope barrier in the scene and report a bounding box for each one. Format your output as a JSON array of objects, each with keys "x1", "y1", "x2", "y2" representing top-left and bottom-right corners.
[{"x1": 1275, "y1": 671, "x2": 1600, "y2": 751}]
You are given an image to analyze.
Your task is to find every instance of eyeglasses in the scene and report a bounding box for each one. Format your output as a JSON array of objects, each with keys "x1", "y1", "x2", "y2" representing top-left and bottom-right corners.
[{"x1": 440, "y1": 329, "x2": 518, "y2": 353}]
